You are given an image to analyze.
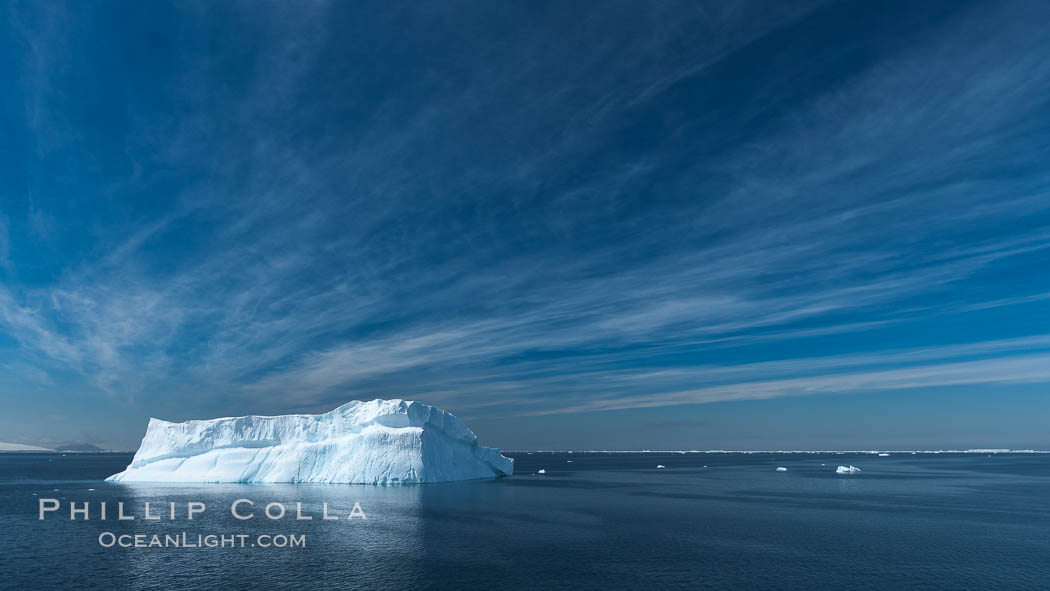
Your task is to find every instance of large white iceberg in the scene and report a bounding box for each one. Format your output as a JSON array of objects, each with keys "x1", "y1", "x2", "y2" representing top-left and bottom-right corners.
[
  {"x1": 835, "y1": 465, "x2": 861, "y2": 474},
  {"x1": 107, "y1": 399, "x2": 513, "y2": 484}
]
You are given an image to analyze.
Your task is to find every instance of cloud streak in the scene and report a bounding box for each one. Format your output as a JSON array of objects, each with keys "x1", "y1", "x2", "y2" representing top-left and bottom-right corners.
[{"x1": 1, "y1": 1, "x2": 1050, "y2": 446}]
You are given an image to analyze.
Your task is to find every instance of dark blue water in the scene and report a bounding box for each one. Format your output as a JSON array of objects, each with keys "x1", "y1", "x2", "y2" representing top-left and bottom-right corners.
[{"x1": 3, "y1": 452, "x2": 1049, "y2": 589}]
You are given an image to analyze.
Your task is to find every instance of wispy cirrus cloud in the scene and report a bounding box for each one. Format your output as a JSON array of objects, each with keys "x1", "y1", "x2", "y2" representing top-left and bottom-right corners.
[{"x1": 1, "y1": 1, "x2": 1050, "y2": 448}]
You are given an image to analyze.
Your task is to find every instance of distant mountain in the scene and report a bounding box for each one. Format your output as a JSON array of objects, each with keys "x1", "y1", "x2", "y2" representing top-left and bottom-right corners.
[
  {"x1": 55, "y1": 443, "x2": 107, "y2": 452},
  {"x1": 0, "y1": 441, "x2": 54, "y2": 452}
]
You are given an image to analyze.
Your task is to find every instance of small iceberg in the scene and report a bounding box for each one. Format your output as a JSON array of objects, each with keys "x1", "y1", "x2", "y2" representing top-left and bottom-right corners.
[
  {"x1": 656, "y1": 464, "x2": 666, "y2": 469},
  {"x1": 878, "y1": 453, "x2": 890, "y2": 457},
  {"x1": 836, "y1": 465, "x2": 861, "y2": 474},
  {"x1": 537, "y1": 469, "x2": 546, "y2": 474},
  {"x1": 775, "y1": 467, "x2": 787, "y2": 472}
]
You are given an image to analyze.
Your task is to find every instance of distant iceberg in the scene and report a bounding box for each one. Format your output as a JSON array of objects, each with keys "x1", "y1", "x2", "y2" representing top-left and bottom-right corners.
[
  {"x1": 775, "y1": 466, "x2": 787, "y2": 472},
  {"x1": 878, "y1": 453, "x2": 890, "y2": 457},
  {"x1": 107, "y1": 399, "x2": 513, "y2": 484},
  {"x1": 835, "y1": 465, "x2": 861, "y2": 474},
  {"x1": 656, "y1": 464, "x2": 666, "y2": 469}
]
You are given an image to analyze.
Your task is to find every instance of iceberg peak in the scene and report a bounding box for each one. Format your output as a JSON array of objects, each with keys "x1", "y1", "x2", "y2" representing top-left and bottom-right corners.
[{"x1": 107, "y1": 399, "x2": 513, "y2": 484}]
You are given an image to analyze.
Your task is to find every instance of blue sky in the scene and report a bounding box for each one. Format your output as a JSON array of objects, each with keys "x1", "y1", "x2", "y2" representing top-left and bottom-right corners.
[{"x1": 2, "y1": 0, "x2": 1050, "y2": 450}]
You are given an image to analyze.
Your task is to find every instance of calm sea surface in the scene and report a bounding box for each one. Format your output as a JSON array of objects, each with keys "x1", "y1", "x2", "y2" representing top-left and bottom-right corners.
[{"x1": 2, "y1": 452, "x2": 1049, "y2": 590}]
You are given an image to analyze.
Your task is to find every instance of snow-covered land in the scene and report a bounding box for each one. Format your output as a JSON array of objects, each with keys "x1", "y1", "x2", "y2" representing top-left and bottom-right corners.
[
  {"x1": 107, "y1": 399, "x2": 513, "y2": 484},
  {"x1": 0, "y1": 441, "x2": 53, "y2": 451}
]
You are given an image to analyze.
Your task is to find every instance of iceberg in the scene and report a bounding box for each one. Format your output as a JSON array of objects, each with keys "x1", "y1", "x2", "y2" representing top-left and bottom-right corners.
[
  {"x1": 775, "y1": 466, "x2": 787, "y2": 472},
  {"x1": 106, "y1": 399, "x2": 513, "y2": 484},
  {"x1": 835, "y1": 465, "x2": 861, "y2": 474}
]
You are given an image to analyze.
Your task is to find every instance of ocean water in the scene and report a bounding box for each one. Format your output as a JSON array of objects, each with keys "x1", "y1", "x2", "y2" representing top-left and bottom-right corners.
[{"x1": 3, "y1": 452, "x2": 1049, "y2": 590}]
